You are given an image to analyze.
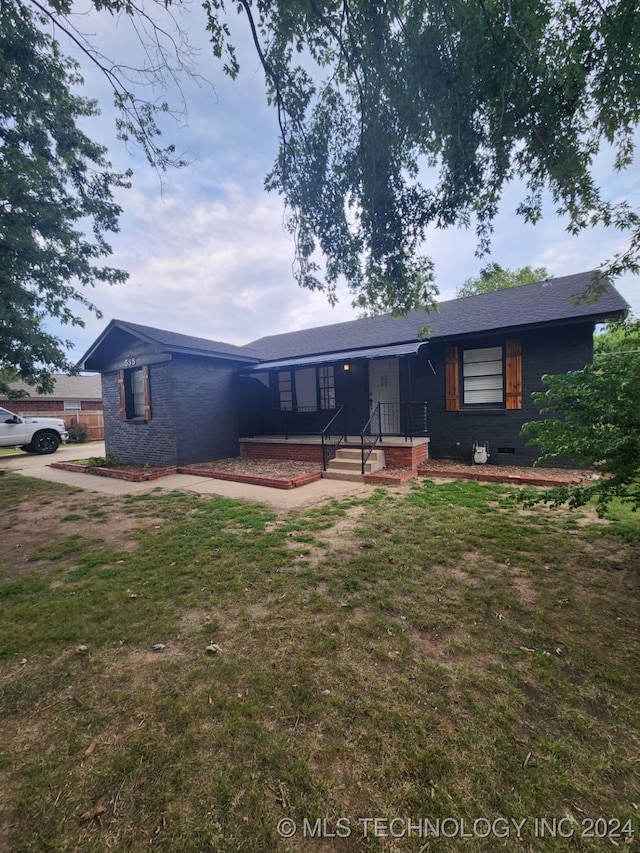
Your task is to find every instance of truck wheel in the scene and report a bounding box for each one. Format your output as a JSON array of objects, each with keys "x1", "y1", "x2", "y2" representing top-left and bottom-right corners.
[{"x1": 30, "y1": 431, "x2": 61, "y2": 454}]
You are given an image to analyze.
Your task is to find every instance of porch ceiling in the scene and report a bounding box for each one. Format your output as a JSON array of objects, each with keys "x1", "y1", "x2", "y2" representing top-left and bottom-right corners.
[{"x1": 249, "y1": 341, "x2": 428, "y2": 372}]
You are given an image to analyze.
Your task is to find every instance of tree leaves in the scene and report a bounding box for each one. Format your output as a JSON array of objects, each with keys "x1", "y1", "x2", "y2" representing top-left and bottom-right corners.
[
  {"x1": 456, "y1": 264, "x2": 550, "y2": 298},
  {"x1": 207, "y1": 0, "x2": 640, "y2": 313},
  {"x1": 522, "y1": 320, "x2": 640, "y2": 511},
  {"x1": 0, "y1": 1, "x2": 130, "y2": 394}
]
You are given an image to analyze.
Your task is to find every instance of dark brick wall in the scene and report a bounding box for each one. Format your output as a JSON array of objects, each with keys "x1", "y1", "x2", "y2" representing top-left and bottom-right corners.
[
  {"x1": 102, "y1": 356, "x2": 242, "y2": 466},
  {"x1": 172, "y1": 356, "x2": 240, "y2": 465},
  {"x1": 102, "y1": 361, "x2": 178, "y2": 466},
  {"x1": 410, "y1": 323, "x2": 595, "y2": 466}
]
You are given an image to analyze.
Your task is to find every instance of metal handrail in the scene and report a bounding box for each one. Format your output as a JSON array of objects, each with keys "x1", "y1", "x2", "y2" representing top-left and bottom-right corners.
[
  {"x1": 321, "y1": 405, "x2": 346, "y2": 471},
  {"x1": 360, "y1": 403, "x2": 382, "y2": 475}
]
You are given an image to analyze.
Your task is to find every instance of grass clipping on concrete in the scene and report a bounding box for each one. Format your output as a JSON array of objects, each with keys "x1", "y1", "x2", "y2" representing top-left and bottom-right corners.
[{"x1": 0, "y1": 473, "x2": 638, "y2": 851}]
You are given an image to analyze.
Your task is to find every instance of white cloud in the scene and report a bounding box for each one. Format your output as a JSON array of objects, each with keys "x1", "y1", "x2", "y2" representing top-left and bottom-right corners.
[{"x1": 49, "y1": 5, "x2": 640, "y2": 363}]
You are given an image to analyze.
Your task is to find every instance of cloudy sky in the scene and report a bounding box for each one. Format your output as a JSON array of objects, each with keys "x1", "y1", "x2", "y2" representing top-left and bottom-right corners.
[{"x1": 54, "y1": 3, "x2": 640, "y2": 360}]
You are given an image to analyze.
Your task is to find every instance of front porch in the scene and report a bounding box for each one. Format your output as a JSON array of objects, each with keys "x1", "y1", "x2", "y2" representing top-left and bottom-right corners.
[{"x1": 239, "y1": 434, "x2": 430, "y2": 473}]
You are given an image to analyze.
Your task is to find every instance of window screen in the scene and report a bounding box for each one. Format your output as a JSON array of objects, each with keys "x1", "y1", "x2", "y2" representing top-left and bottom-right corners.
[{"x1": 463, "y1": 347, "x2": 503, "y2": 404}]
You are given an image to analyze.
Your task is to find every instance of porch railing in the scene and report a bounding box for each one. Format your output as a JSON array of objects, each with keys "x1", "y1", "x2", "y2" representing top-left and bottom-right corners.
[
  {"x1": 243, "y1": 405, "x2": 342, "y2": 440},
  {"x1": 360, "y1": 403, "x2": 382, "y2": 475},
  {"x1": 321, "y1": 405, "x2": 347, "y2": 471},
  {"x1": 403, "y1": 401, "x2": 429, "y2": 441},
  {"x1": 360, "y1": 401, "x2": 428, "y2": 474}
]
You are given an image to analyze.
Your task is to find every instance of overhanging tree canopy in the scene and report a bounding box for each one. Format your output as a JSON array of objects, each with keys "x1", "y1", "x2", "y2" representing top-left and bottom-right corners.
[
  {"x1": 211, "y1": 0, "x2": 640, "y2": 313},
  {"x1": 0, "y1": 0, "x2": 130, "y2": 395},
  {"x1": 3, "y1": 0, "x2": 640, "y2": 393}
]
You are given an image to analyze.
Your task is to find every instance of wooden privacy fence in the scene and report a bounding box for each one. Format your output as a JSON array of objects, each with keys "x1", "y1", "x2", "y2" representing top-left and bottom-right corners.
[
  {"x1": 65, "y1": 411, "x2": 104, "y2": 440},
  {"x1": 24, "y1": 410, "x2": 104, "y2": 441}
]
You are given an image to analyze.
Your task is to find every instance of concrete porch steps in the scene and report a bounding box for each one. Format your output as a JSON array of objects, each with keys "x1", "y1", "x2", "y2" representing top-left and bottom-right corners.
[{"x1": 323, "y1": 447, "x2": 386, "y2": 482}]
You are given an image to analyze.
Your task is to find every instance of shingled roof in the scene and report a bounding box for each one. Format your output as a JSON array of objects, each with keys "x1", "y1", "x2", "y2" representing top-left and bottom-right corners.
[
  {"x1": 2, "y1": 374, "x2": 102, "y2": 400},
  {"x1": 247, "y1": 271, "x2": 629, "y2": 360},
  {"x1": 81, "y1": 270, "x2": 629, "y2": 372},
  {"x1": 112, "y1": 320, "x2": 262, "y2": 360},
  {"x1": 81, "y1": 319, "x2": 262, "y2": 369}
]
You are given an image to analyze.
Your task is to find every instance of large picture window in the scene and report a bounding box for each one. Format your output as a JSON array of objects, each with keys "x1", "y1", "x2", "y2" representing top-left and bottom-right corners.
[{"x1": 119, "y1": 365, "x2": 151, "y2": 421}]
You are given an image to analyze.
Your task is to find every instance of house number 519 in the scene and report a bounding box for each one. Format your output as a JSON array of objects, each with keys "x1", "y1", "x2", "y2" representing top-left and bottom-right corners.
[{"x1": 124, "y1": 357, "x2": 137, "y2": 367}]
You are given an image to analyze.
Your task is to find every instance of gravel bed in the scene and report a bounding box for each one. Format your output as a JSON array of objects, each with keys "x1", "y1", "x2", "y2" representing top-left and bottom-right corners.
[
  {"x1": 186, "y1": 457, "x2": 322, "y2": 478},
  {"x1": 418, "y1": 458, "x2": 597, "y2": 482},
  {"x1": 186, "y1": 456, "x2": 598, "y2": 484}
]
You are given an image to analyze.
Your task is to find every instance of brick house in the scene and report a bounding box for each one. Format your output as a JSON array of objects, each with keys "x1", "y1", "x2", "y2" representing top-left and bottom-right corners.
[
  {"x1": 80, "y1": 271, "x2": 629, "y2": 471},
  {"x1": 1, "y1": 374, "x2": 103, "y2": 414}
]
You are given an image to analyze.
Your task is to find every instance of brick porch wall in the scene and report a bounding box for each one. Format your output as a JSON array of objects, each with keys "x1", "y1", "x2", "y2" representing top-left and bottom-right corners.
[
  {"x1": 240, "y1": 441, "x2": 325, "y2": 465},
  {"x1": 239, "y1": 439, "x2": 429, "y2": 469},
  {"x1": 380, "y1": 442, "x2": 429, "y2": 469}
]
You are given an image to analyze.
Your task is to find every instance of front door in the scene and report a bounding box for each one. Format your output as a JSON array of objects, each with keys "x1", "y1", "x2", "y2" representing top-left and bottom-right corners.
[{"x1": 369, "y1": 358, "x2": 400, "y2": 434}]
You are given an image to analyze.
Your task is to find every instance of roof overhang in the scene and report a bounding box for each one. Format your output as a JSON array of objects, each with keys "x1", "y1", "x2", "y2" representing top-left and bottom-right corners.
[
  {"x1": 250, "y1": 341, "x2": 428, "y2": 372},
  {"x1": 79, "y1": 319, "x2": 260, "y2": 372}
]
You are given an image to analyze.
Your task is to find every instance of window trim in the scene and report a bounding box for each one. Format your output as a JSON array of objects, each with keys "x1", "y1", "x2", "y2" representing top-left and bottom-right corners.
[
  {"x1": 118, "y1": 364, "x2": 151, "y2": 421},
  {"x1": 462, "y1": 345, "x2": 504, "y2": 406},
  {"x1": 277, "y1": 365, "x2": 337, "y2": 411},
  {"x1": 445, "y1": 339, "x2": 522, "y2": 412},
  {"x1": 318, "y1": 365, "x2": 335, "y2": 410},
  {"x1": 278, "y1": 370, "x2": 293, "y2": 411}
]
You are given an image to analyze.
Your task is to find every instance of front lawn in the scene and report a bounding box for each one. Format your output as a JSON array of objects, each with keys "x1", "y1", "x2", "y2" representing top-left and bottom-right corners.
[{"x1": 0, "y1": 473, "x2": 638, "y2": 851}]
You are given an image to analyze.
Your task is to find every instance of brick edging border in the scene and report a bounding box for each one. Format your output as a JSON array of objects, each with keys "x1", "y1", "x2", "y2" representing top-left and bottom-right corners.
[
  {"x1": 177, "y1": 467, "x2": 323, "y2": 490},
  {"x1": 417, "y1": 467, "x2": 584, "y2": 487},
  {"x1": 49, "y1": 461, "x2": 177, "y2": 482}
]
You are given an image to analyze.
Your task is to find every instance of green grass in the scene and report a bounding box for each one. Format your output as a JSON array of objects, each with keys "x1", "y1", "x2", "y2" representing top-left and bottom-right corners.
[{"x1": 0, "y1": 472, "x2": 638, "y2": 852}]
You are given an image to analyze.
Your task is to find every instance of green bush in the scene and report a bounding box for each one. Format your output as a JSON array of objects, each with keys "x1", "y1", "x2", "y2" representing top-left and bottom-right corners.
[{"x1": 66, "y1": 421, "x2": 89, "y2": 443}]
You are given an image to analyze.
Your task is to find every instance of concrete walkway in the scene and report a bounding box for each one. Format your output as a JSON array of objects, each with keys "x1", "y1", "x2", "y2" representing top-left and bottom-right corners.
[{"x1": 1, "y1": 442, "x2": 373, "y2": 511}]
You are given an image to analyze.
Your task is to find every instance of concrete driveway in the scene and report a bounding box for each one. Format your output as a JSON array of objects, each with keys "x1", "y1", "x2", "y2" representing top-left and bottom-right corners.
[{"x1": 1, "y1": 441, "x2": 372, "y2": 510}]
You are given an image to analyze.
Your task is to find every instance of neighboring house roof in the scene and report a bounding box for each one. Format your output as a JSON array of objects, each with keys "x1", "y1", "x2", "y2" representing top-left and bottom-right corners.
[
  {"x1": 80, "y1": 271, "x2": 630, "y2": 372},
  {"x1": 1, "y1": 374, "x2": 102, "y2": 400},
  {"x1": 247, "y1": 271, "x2": 629, "y2": 360}
]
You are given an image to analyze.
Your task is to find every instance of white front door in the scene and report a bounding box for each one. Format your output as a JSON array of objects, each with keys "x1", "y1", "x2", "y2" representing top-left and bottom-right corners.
[{"x1": 369, "y1": 358, "x2": 400, "y2": 433}]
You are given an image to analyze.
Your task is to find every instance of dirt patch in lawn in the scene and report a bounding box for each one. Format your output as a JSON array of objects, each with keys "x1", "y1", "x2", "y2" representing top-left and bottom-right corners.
[{"x1": 0, "y1": 491, "x2": 164, "y2": 579}]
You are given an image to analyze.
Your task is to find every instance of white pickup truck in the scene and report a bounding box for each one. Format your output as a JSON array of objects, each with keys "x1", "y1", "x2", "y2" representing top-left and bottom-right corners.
[{"x1": 0, "y1": 406, "x2": 69, "y2": 454}]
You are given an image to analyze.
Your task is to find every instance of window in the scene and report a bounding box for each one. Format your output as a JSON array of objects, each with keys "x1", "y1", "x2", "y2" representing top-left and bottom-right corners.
[
  {"x1": 463, "y1": 346, "x2": 504, "y2": 405},
  {"x1": 119, "y1": 365, "x2": 151, "y2": 421},
  {"x1": 63, "y1": 400, "x2": 81, "y2": 411},
  {"x1": 445, "y1": 340, "x2": 522, "y2": 411},
  {"x1": 278, "y1": 371, "x2": 293, "y2": 410},
  {"x1": 278, "y1": 366, "x2": 336, "y2": 410},
  {"x1": 318, "y1": 365, "x2": 335, "y2": 409}
]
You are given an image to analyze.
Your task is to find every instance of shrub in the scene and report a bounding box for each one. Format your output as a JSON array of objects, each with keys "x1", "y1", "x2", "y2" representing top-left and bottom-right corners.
[{"x1": 67, "y1": 421, "x2": 89, "y2": 443}]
